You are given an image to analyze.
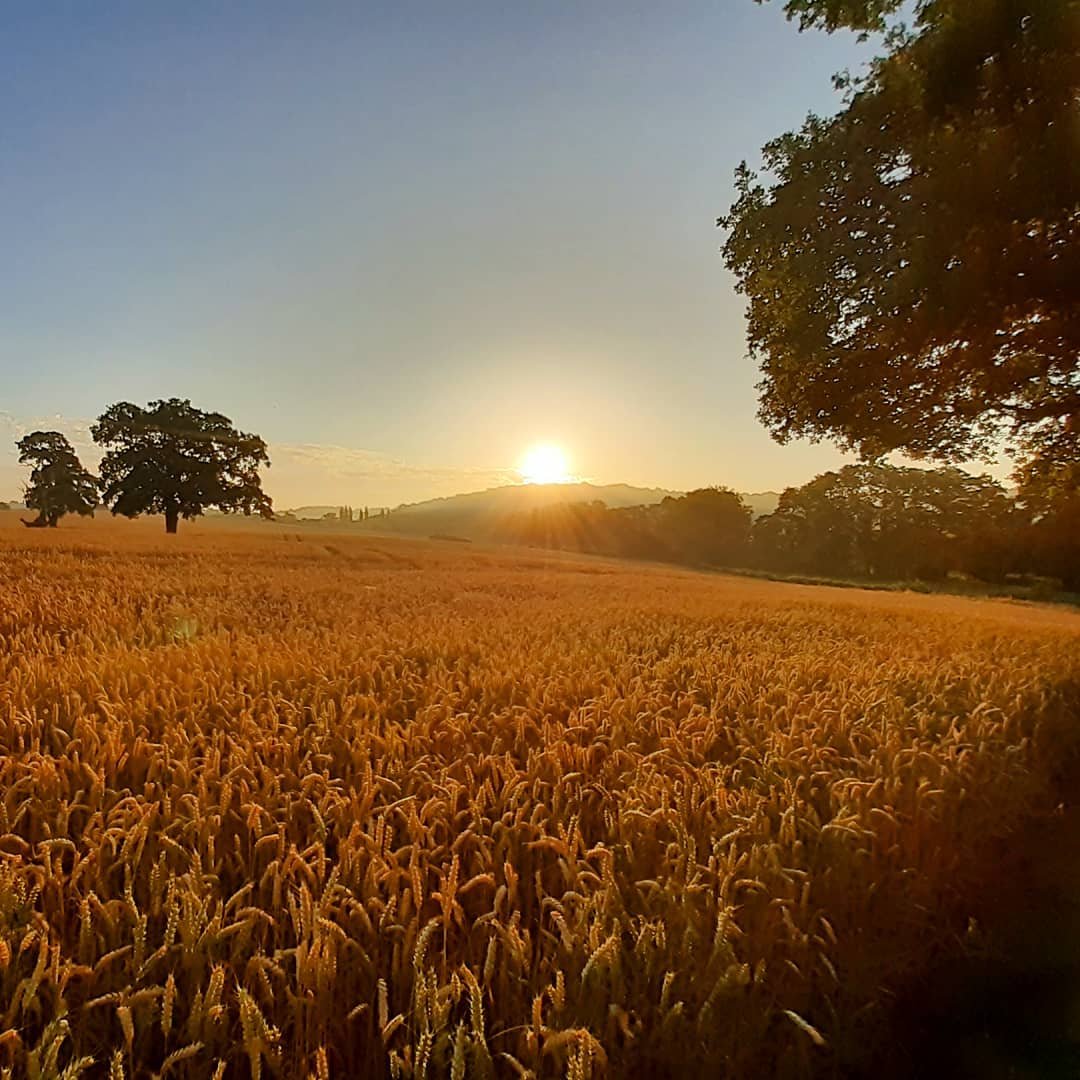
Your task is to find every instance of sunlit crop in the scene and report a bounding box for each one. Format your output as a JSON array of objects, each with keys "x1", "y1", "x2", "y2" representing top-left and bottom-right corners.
[{"x1": 1, "y1": 518, "x2": 1078, "y2": 1078}]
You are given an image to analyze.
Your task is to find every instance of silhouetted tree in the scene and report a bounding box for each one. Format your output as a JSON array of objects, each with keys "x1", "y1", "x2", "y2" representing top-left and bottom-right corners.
[
  {"x1": 498, "y1": 500, "x2": 673, "y2": 561},
  {"x1": 660, "y1": 487, "x2": 752, "y2": 566},
  {"x1": 498, "y1": 491, "x2": 755, "y2": 567},
  {"x1": 753, "y1": 464, "x2": 1015, "y2": 580},
  {"x1": 92, "y1": 399, "x2": 272, "y2": 534},
  {"x1": 607, "y1": 504, "x2": 674, "y2": 561},
  {"x1": 724, "y1": 1, "x2": 1079, "y2": 475},
  {"x1": 1014, "y1": 448, "x2": 1080, "y2": 591},
  {"x1": 16, "y1": 431, "x2": 98, "y2": 527}
]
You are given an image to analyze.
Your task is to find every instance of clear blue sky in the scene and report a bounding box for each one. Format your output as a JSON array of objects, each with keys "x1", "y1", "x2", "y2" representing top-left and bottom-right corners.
[{"x1": 1, "y1": 1, "x2": 880, "y2": 506}]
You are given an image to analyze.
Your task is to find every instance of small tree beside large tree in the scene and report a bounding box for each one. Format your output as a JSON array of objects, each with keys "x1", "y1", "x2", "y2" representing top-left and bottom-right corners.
[
  {"x1": 91, "y1": 399, "x2": 272, "y2": 533},
  {"x1": 16, "y1": 431, "x2": 99, "y2": 527}
]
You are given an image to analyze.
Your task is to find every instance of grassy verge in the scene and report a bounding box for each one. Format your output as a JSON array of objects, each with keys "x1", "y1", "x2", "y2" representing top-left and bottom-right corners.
[{"x1": 715, "y1": 564, "x2": 1080, "y2": 607}]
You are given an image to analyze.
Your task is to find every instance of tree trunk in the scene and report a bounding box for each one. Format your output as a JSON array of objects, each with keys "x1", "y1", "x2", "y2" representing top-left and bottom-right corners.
[{"x1": 165, "y1": 506, "x2": 179, "y2": 534}]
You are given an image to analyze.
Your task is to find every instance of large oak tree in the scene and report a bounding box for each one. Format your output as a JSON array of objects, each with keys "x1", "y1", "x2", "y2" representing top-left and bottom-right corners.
[
  {"x1": 724, "y1": 0, "x2": 1080, "y2": 471},
  {"x1": 92, "y1": 399, "x2": 272, "y2": 533}
]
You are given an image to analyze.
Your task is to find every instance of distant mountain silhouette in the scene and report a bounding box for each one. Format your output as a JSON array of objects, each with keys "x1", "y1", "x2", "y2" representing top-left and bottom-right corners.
[
  {"x1": 361, "y1": 483, "x2": 674, "y2": 539},
  {"x1": 280, "y1": 484, "x2": 779, "y2": 537},
  {"x1": 398, "y1": 482, "x2": 679, "y2": 513},
  {"x1": 742, "y1": 491, "x2": 780, "y2": 517},
  {"x1": 322, "y1": 482, "x2": 775, "y2": 541}
]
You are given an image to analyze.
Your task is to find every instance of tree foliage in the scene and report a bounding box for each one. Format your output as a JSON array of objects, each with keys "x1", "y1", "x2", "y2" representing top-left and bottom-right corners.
[
  {"x1": 723, "y1": 0, "x2": 1080, "y2": 470},
  {"x1": 1014, "y1": 442, "x2": 1080, "y2": 591},
  {"x1": 91, "y1": 399, "x2": 272, "y2": 533},
  {"x1": 498, "y1": 489, "x2": 752, "y2": 566},
  {"x1": 16, "y1": 431, "x2": 98, "y2": 527},
  {"x1": 752, "y1": 463, "x2": 1017, "y2": 580},
  {"x1": 493, "y1": 464, "x2": 1074, "y2": 591},
  {"x1": 659, "y1": 487, "x2": 753, "y2": 566},
  {"x1": 760, "y1": 0, "x2": 906, "y2": 33}
]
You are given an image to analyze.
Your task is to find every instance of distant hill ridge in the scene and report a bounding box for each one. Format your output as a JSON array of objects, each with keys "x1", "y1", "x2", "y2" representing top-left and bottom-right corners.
[
  {"x1": 282, "y1": 483, "x2": 780, "y2": 534},
  {"x1": 394, "y1": 481, "x2": 678, "y2": 514}
]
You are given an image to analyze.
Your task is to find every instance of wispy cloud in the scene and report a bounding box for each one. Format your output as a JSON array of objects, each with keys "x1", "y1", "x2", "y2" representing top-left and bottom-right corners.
[
  {"x1": 0, "y1": 412, "x2": 101, "y2": 504},
  {"x1": 0, "y1": 413, "x2": 517, "y2": 509},
  {"x1": 268, "y1": 442, "x2": 518, "y2": 507},
  {"x1": 0, "y1": 412, "x2": 99, "y2": 456}
]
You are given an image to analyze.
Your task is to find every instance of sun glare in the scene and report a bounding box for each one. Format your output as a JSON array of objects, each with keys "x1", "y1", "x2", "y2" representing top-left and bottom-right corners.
[{"x1": 519, "y1": 443, "x2": 572, "y2": 485}]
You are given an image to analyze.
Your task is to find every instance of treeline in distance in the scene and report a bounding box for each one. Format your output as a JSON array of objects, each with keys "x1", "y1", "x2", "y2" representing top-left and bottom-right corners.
[{"x1": 497, "y1": 464, "x2": 1080, "y2": 593}]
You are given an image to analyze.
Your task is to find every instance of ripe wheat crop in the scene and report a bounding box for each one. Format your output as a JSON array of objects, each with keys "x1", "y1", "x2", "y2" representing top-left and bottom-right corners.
[{"x1": 1, "y1": 517, "x2": 1078, "y2": 1078}]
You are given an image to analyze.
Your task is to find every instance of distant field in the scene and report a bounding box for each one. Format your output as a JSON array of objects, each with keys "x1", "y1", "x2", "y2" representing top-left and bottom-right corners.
[{"x1": 1, "y1": 516, "x2": 1079, "y2": 1078}]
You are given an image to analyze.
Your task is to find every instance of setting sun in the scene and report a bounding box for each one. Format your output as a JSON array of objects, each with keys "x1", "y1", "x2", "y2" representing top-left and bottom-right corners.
[{"x1": 518, "y1": 443, "x2": 572, "y2": 485}]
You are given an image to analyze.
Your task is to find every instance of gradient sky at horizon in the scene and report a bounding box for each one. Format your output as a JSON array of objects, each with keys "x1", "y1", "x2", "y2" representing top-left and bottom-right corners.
[{"x1": 2, "y1": 2, "x2": 894, "y2": 507}]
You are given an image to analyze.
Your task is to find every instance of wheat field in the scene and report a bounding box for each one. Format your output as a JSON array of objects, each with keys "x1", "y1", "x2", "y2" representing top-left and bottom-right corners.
[{"x1": 1, "y1": 517, "x2": 1078, "y2": 1078}]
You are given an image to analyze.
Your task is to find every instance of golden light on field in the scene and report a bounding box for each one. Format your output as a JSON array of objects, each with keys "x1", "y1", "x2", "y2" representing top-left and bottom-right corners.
[
  {"x1": 518, "y1": 442, "x2": 572, "y2": 484},
  {"x1": 1, "y1": 517, "x2": 1078, "y2": 1076}
]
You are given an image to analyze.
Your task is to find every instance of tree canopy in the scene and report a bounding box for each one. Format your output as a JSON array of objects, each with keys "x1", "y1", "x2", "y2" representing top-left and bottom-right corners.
[
  {"x1": 761, "y1": 0, "x2": 906, "y2": 33},
  {"x1": 16, "y1": 431, "x2": 98, "y2": 527},
  {"x1": 723, "y1": 0, "x2": 1080, "y2": 472},
  {"x1": 91, "y1": 399, "x2": 272, "y2": 533},
  {"x1": 465, "y1": 457, "x2": 1080, "y2": 591},
  {"x1": 1013, "y1": 439, "x2": 1080, "y2": 591},
  {"x1": 497, "y1": 489, "x2": 753, "y2": 566},
  {"x1": 752, "y1": 463, "x2": 1016, "y2": 580},
  {"x1": 659, "y1": 487, "x2": 752, "y2": 566}
]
